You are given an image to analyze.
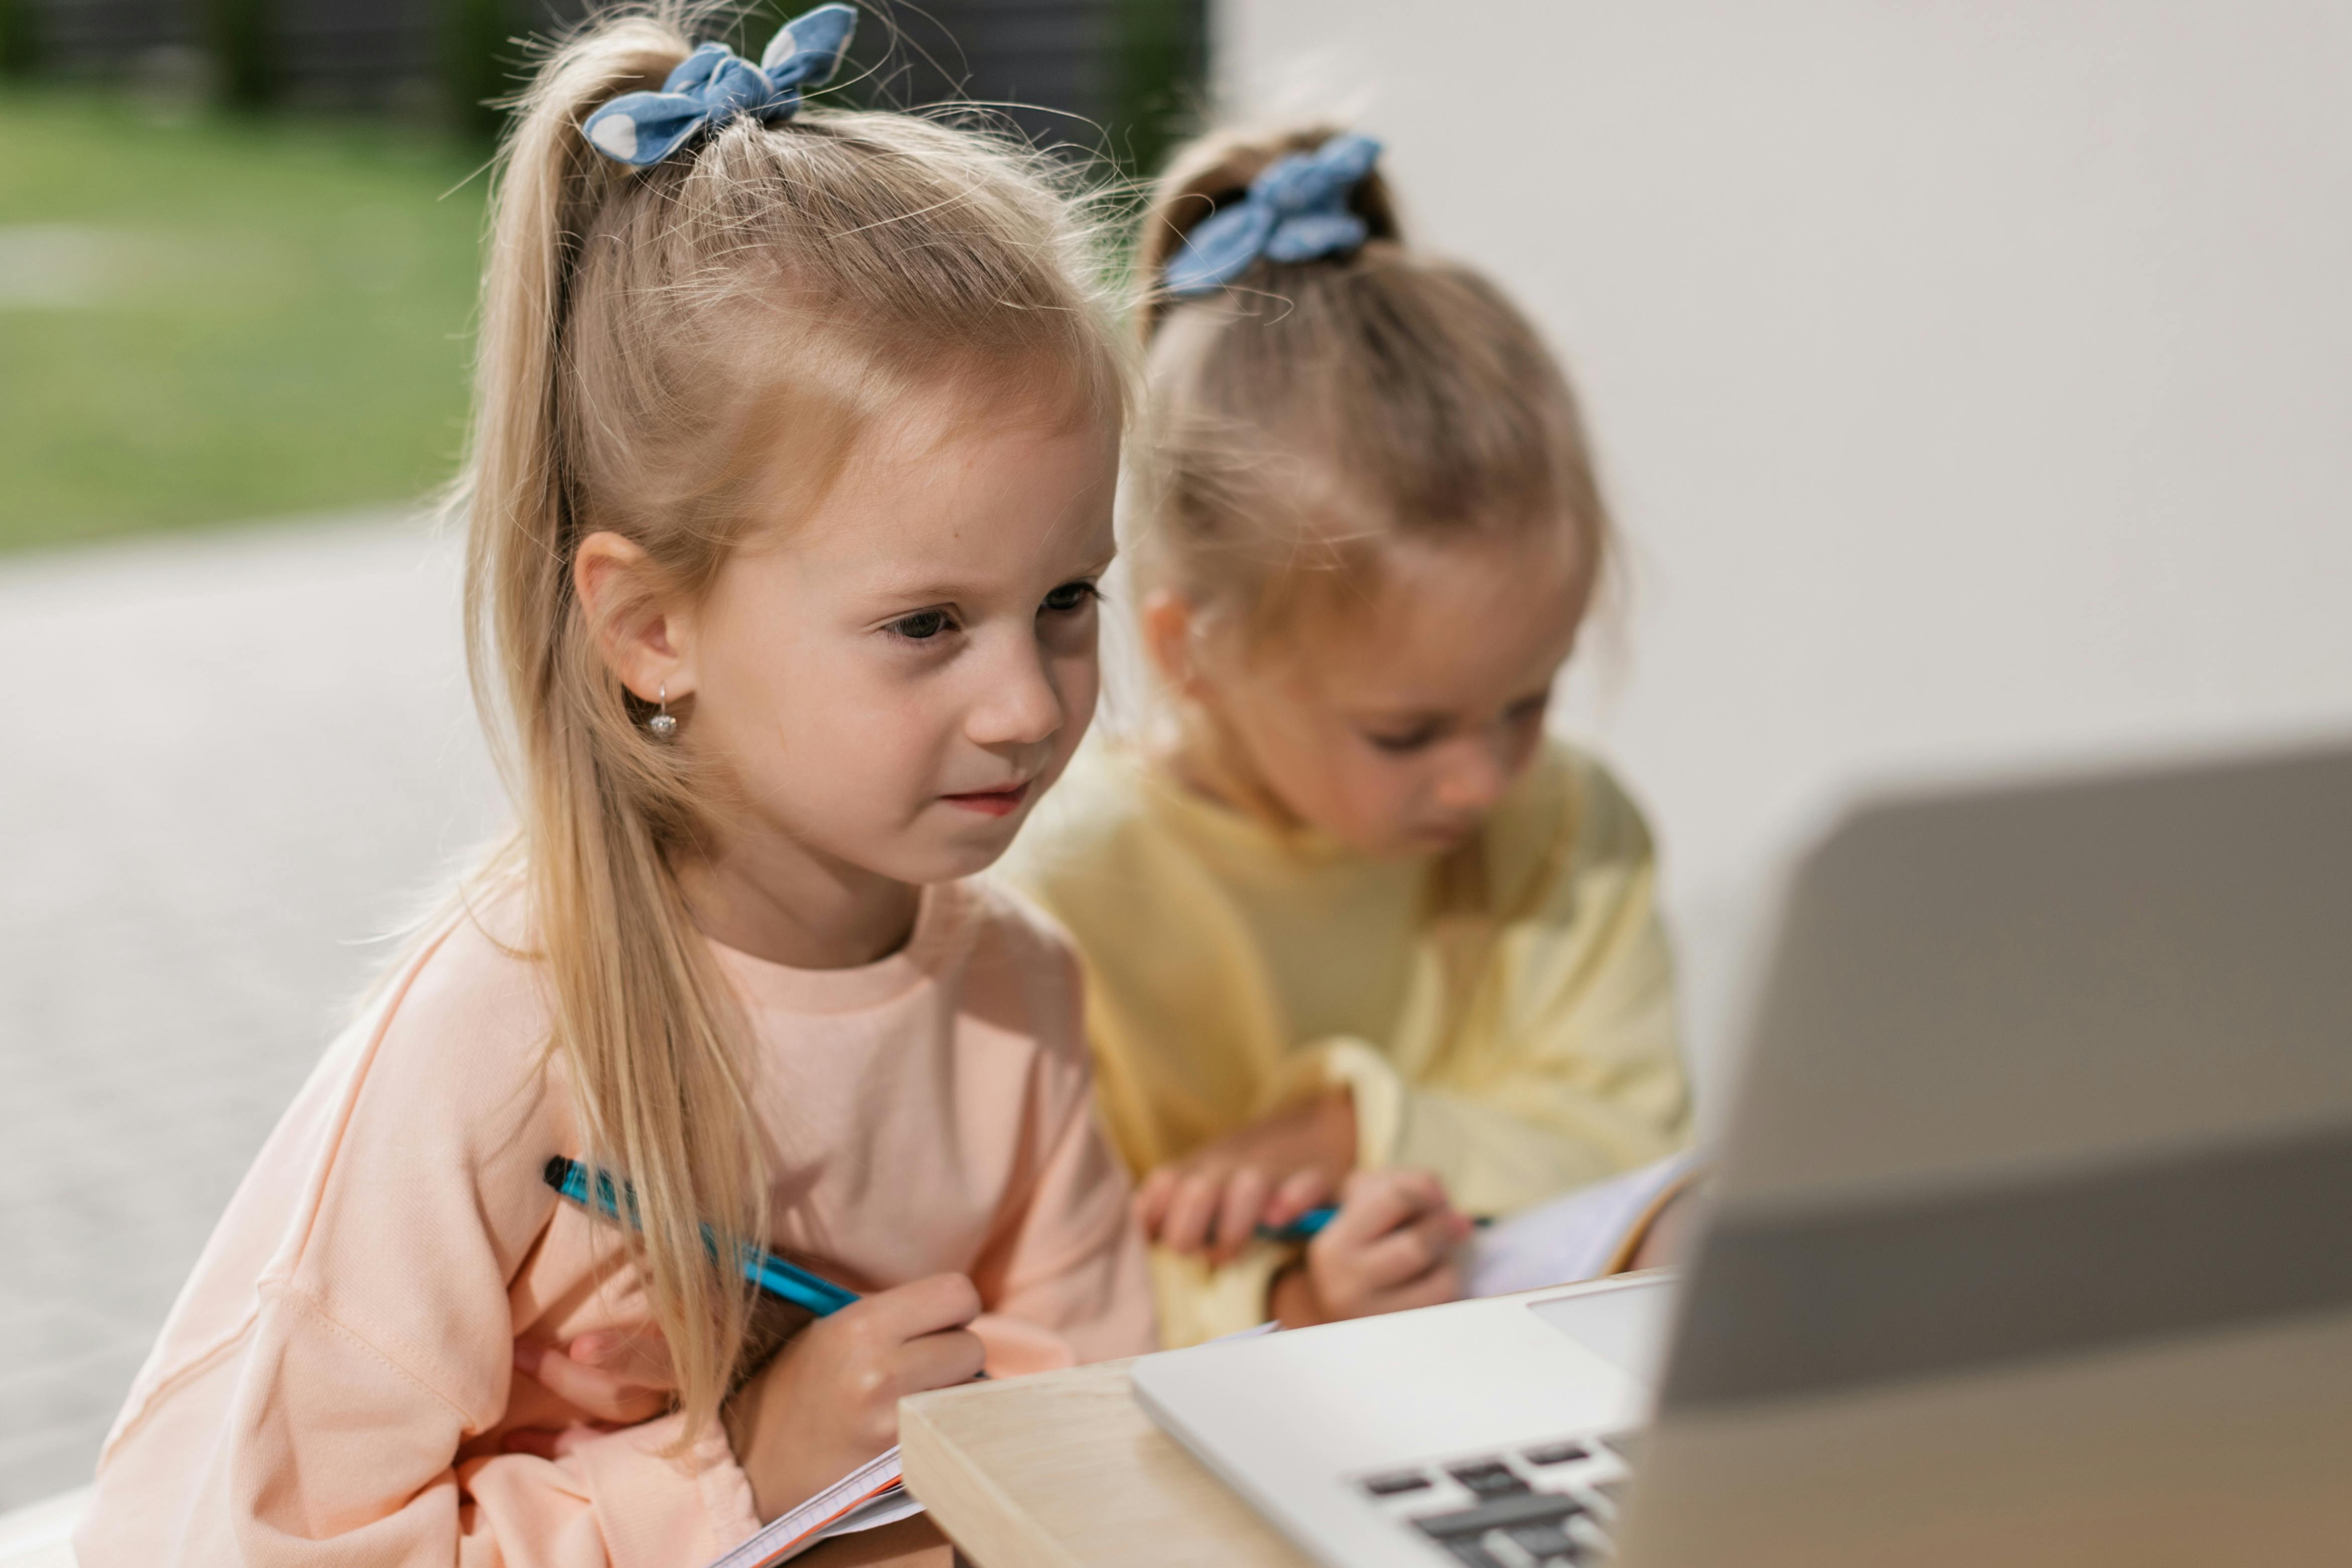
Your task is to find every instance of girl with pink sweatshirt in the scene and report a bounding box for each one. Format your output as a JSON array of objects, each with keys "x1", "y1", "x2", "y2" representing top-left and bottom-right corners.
[{"x1": 77, "y1": 7, "x2": 1154, "y2": 1563}]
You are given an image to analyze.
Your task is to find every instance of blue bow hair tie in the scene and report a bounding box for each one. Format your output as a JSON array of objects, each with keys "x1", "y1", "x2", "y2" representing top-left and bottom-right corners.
[
  {"x1": 1162, "y1": 133, "x2": 1383, "y2": 297},
  {"x1": 583, "y1": 4, "x2": 857, "y2": 167}
]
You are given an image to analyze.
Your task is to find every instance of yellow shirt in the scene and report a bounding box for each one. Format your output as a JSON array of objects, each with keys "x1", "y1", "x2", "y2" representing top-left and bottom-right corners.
[{"x1": 999, "y1": 736, "x2": 1692, "y2": 1345}]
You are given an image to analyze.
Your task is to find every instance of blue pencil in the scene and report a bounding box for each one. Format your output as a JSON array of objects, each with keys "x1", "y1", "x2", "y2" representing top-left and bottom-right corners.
[
  {"x1": 1258, "y1": 1205, "x2": 1339, "y2": 1243},
  {"x1": 543, "y1": 1156, "x2": 859, "y2": 1318},
  {"x1": 1257, "y1": 1205, "x2": 1494, "y2": 1244}
]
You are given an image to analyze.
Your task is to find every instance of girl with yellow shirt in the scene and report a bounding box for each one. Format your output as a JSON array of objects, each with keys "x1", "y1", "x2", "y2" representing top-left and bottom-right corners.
[{"x1": 999, "y1": 126, "x2": 1695, "y2": 1347}]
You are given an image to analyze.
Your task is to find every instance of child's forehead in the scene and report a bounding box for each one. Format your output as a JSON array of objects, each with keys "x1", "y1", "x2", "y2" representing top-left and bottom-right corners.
[
  {"x1": 851, "y1": 377, "x2": 1117, "y2": 468},
  {"x1": 1274, "y1": 533, "x2": 1589, "y2": 704},
  {"x1": 749, "y1": 400, "x2": 1119, "y2": 581},
  {"x1": 724, "y1": 367, "x2": 1117, "y2": 530}
]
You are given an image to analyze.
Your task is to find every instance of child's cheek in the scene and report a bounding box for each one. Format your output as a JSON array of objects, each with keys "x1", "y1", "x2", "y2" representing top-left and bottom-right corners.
[{"x1": 1321, "y1": 753, "x2": 1406, "y2": 852}]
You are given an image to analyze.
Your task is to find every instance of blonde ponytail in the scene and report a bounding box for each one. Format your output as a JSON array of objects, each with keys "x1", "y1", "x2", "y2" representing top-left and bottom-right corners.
[{"x1": 453, "y1": 5, "x2": 1123, "y2": 1436}]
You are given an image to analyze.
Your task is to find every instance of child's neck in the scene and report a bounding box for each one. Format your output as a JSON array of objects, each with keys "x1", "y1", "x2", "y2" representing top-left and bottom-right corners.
[
  {"x1": 674, "y1": 836, "x2": 921, "y2": 972},
  {"x1": 1161, "y1": 721, "x2": 1305, "y2": 838}
]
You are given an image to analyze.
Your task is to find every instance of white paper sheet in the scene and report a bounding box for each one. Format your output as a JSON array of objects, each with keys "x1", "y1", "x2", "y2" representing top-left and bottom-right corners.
[
  {"x1": 1467, "y1": 1152, "x2": 1701, "y2": 1297},
  {"x1": 707, "y1": 1444, "x2": 919, "y2": 1568}
]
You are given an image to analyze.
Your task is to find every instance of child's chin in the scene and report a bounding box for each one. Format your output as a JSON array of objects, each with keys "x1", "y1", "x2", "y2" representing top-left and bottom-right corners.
[
  {"x1": 902, "y1": 818, "x2": 1026, "y2": 880},
  {"x1": 1387, "y1": 821, "x2": 1480, "y2": 856}
]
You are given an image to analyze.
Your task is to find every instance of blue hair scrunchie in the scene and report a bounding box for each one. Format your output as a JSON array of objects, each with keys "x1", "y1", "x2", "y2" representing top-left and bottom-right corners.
[
  {"x1": 582, "y1": 4, "x2": 857, "y2": 167},
  {"x1": 1161, "y1": 133, "x2": 1383, "y2": 298}
]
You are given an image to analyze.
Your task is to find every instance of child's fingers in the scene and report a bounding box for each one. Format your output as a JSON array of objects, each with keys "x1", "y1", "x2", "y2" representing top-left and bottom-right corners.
[
  {"x1": 1158, "y1": 1169, "x2": 1228, "y2": 1256},
  {"x1": 512, "y1": 1341, "x2": 664, "y2": 1424},
  {"x1": 1267, "y1": 1166, "x2": 1335, "y2": 1228},
  {"x1": 1211, "y1": 1167, "x2": 1270, "y2": 1262},
  {"x1": 1353, "y1": 1205, "x2": 1472, "y2": 1291},
  {"x1": 1134, "y1": 1167, "x2": 1178, "y2": 1240},
  {"x1": 1377, "y1": 1257, "x2": 1465, "y2": 1316},
  {"x1": 896, "y1": 1325, "x2": 989, "y2": 1394},
  {"x1": 1326, "y1": 1167, "x2": 1447, "y2": 1249},
  {"x1": 857, "y1": 1273, "x2": 985, "y2": 1345}
]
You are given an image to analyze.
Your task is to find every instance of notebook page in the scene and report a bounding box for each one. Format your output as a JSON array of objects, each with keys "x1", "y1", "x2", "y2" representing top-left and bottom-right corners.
[
  {"x1": 1467, "y1": 1153, "x2": 1700, "y2": 1297},
  {"x1": 707, "y1": 1446, "x2": 917, "y2": 1568}
]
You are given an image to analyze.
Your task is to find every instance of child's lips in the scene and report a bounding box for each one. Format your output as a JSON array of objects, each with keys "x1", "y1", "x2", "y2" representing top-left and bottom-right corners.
[{"x1": 942, "y1": 780, "x2": 1032, "y2": 818}]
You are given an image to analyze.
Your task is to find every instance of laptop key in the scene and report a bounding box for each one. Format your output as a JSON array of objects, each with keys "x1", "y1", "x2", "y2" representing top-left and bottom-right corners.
[
  {"x1": 1414, "y1": 1490, "x2": 1585, "y2": 1541},
  {"x1": 1566, "y1": 1514, "x2": 1616, "y2": 1556},
  {"x1": 1448, "y1": 1460, "x2": 1530, "y2": 1498},
  {"x1": 1362, "y1": 1470, "x2": 1434, "y2": 1497},
  {"x1": 1506, "y1": 1522, "x2": 1578, "y2": 1558},
  {"x1": 1521, "y1": 1441, "x2": 1590, "y2": 1466},
  {"x1": 1476, "y1": 1528, "x2": 1576, "y2": 1568},
  {"x1": 1573, "y1": 1484, "x2": 1619, "y2": 1523},
  {"x1": 1440, "y1": 1540, "x2": 1506, "y2": 1568}
]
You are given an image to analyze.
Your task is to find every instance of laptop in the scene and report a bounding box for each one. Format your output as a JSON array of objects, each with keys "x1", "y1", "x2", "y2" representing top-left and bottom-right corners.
[{"x1": 1132, "y1": 741, "x2": 2352, "y2": 1567}]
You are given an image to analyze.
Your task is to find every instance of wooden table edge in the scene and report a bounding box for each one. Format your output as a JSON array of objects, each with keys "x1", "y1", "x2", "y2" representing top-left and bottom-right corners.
[{"x1": 899, "y1": 1357, "x2": 1316, "y2": 1568}]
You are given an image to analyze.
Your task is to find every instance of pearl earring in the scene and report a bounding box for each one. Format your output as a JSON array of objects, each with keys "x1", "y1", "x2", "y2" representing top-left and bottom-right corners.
[{"x1": 648, "y1": 683, "x2": 679, "y2": 740}]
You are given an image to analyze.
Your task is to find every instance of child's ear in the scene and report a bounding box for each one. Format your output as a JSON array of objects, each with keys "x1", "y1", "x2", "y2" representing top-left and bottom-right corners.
[
  {"x1": 1140, "y1": 586, "x2": 1209, "y2": 698},
  {"x1": 572, "y1": 532, "x2": 695, "y2": 704}
]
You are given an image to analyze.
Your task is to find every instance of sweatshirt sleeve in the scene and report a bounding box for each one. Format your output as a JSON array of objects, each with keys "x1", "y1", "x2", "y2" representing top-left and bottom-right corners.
[
  {"x1": 202, "y1": 1289, "x2": 754, "y2": 1568},
  {"x1": 967, "y1": 950, "x2": 1158, "y2": 1364},
  {"x1": 77, "y1": 923, "x2": 761, "y2": 1568},
  {"x1": 1290, "y1": 758, "x2": 1694, "y2": 1222}
]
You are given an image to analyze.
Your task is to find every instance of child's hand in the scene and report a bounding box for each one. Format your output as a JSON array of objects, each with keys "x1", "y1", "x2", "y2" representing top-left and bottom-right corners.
[
  {"x1": 1269, "y1": 1168, "x2": 1471, "y2": 1329},
  {"x1": 723, "y1": 1273, "x2": 985, "y2": 1522},
  {"x1": 503, "y1": 1329, "x2": 678, "y2": 1455},
  {"x1": 1136, "y1": 1090, "x2": 1357, "y2": 1263}
]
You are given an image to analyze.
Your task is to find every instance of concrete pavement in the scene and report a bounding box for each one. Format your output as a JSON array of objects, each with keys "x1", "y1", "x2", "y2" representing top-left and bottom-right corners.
[{"x1": 0, "y1": 512, "x2": 502, "y2": 1505}]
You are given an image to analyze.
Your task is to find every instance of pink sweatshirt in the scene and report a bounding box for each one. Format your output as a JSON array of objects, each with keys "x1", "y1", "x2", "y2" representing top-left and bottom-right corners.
[{"x1": 77, "y1": 876, "x2": 1155, "y2": 1568}]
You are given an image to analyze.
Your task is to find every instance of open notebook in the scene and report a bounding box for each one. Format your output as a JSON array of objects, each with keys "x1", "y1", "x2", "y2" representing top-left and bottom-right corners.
[
  {"x1": 1465, "y1": 1151, "x2": 1699, "y2": 1296},
  {"x1": 707, "y1": 1447, "x2": 925, "y2": 1568}
]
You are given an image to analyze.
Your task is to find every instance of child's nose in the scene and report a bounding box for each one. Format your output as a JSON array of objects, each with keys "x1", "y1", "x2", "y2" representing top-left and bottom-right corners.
[
  {"x1": 966, "y1": 638, "x2": 1065, "y2": 749},
  {"x1": 1431, "y1": 737, "x2": 1511, "y2": 814}
]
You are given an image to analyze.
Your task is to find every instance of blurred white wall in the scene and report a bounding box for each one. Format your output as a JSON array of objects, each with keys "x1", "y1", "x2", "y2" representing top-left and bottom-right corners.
[{"x1": 1213, "y1": 0, "x2": 2352, "y2": 1062}]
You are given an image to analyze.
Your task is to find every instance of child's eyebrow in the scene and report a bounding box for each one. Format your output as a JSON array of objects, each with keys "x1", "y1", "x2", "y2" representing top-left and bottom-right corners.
[
  {"x1": 861, "y1": 580, "x2": 972, "y2": 606},
  {"x1": 855, "y1": 555, "x2": 1118, "y2": 608}
]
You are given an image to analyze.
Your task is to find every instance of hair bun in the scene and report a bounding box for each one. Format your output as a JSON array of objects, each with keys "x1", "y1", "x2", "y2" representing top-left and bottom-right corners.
[{"x1": 1138, "y1": 122, "x2": 1403, "y2": 333}]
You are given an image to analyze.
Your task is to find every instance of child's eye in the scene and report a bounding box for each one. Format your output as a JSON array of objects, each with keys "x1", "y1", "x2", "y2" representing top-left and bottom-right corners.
[
  {"x1": 887, "y1": 608, "x2": 956, "y2": 642},
  {"x1": 1505, "y1": 692, "x2": 1552, "y2": 725},
  {"x1": 1040, "y1": 580, "x2": 1100, "y2": 614},
  {"x1": 1366, "y1": 723, "x2": 1443, "y2": 754}
]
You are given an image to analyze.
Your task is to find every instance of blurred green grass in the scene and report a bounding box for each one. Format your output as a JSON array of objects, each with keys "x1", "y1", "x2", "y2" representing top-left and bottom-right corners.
[{"x1": 0, "y1": 89, "x2": 487, "y2": 553}]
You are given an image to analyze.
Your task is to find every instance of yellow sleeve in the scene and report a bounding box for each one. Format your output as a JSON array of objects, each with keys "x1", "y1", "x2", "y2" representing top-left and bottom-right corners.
[
  {"x1": 1299, "y1": 751, "x2": 1693, "y2": 1221},
  {"x1": 1147, "y1": 1242, "x2": 1298, "y2": 1347}
]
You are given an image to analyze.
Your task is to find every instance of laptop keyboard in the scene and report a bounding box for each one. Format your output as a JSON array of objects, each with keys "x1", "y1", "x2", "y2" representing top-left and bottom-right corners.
[{"x1": 1352, "y1": 1428, "x2": 1640, "y2": 1566}]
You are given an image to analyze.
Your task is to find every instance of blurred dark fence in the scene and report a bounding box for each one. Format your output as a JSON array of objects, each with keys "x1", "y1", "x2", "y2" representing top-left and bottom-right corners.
[{"x1": 0, "y1": 0, "x2": 1203, "y2": 169}]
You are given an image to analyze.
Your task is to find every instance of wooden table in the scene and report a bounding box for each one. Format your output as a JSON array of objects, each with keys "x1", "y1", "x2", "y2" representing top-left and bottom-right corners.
[{"x1": 900, "y1": 1358, "x2": 1314, "y2": 1568}]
